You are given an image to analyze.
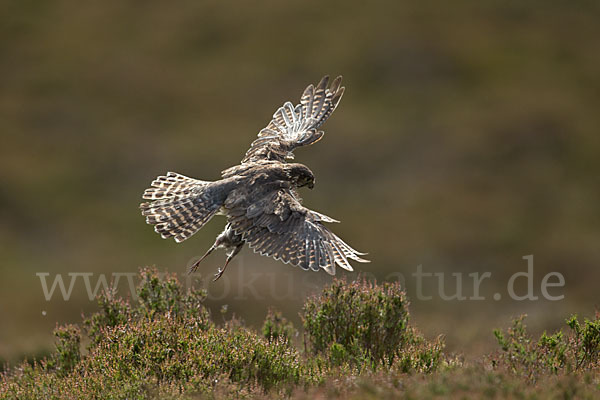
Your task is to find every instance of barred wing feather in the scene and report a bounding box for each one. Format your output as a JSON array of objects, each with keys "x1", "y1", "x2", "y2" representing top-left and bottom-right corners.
[
  {"x1": 225, "y1": 188, "x2": 368, "y2": 274},
  {"x1": 242, "y1": 75, "x2": 345, "y2": 163}
]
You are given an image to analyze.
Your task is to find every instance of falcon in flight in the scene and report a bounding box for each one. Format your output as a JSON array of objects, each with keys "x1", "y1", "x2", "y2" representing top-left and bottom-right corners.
[{"x1": 140, "y1": 76, "x2": 369, "y2": 281}]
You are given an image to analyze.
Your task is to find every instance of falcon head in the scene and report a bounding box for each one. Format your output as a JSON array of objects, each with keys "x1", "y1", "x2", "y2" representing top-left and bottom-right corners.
[{"x1": 286, "y1": 163, "x2": 315, "y2": 189}]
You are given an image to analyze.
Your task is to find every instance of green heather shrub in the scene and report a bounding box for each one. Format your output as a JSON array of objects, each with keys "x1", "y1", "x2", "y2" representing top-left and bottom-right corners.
[
  {"x1": 44, "y1": 324, "x2": 81, "y2": 376},
  {"x1": 393, "y1": 326, "x2": 445, "y2": 374},
  {"x1": 492, "y1": 312, "x2": 600, "y2": 380},
  {"x1": 83, "y1": 290, "x2": 132, "y2": 344},
  {"x1": 85, "y1": 314, "x2": 307, "y2": 392},
  {"x1": 262, "y1": 308, "x2": 295, "y2": 344},
  {"x1": 135, "y1": 267, "x2": 214, "y2": 324},
  {"x1": 566, "y1": 313, "x2": 600, "y2": 370},
  {"x1": 302, "y1": 278, "x2": 443, "y2": 372},
  {"x1": 6, "y1": 270, "x2": 600, "y2": 399},
  {"x1": 83, "y1": 268, "x2": 213, "y2": 346}
]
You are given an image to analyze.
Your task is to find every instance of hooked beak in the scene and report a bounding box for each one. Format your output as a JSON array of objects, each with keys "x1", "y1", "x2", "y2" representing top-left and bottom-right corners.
[{"x1": 308, "y1": 182, "x2": 314, "y2": 189}]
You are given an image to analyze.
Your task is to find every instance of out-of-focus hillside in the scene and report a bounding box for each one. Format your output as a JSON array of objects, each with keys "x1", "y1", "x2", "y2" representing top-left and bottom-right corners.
[{"x1": 1, "y1": 0, "x2": 599, "y2": 362}]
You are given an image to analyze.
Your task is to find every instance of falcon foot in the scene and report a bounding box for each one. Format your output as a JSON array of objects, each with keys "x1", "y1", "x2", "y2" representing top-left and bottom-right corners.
[
  {"x1": 212, "y1": 243, "x2": 243, "y2": 282},
  {"x1": 188, "y1": 244, "x2": 216, "y2": 274},
  {"x1": 213, "y1": 267, "x2": 226, "y2": 282}
]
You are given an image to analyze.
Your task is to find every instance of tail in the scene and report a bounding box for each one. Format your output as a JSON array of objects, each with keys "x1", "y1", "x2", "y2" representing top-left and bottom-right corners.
[{"x1": 140, "y1": 172, "x2": 223, "y2": 243}]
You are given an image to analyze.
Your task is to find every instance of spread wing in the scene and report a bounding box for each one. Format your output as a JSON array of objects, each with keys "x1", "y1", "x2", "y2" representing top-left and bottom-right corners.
[
  {"x1": 224, "y1": 187, "x2": 368, "y2": 274},
  {"x1": 241, "y1": 75, "x2": 345, "y2": 163}
]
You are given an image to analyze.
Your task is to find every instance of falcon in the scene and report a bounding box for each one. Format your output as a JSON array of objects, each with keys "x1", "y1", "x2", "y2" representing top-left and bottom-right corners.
[{"x1": 140, "y1": 76, "x2": 369, "y2": 281}]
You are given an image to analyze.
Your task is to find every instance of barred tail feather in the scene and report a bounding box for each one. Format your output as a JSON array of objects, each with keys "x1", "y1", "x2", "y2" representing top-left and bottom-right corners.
[
  {"x1": 140, "y1": 172, "x2": 222, "y2": 243},
  {"x1": 142, "y1": 172, "x2": 210, "y2": 200}
]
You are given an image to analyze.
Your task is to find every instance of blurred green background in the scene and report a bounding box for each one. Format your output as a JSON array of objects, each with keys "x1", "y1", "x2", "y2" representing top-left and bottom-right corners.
[{"x1": 1, "y1": 0, "x2": 599, "y2": 363}]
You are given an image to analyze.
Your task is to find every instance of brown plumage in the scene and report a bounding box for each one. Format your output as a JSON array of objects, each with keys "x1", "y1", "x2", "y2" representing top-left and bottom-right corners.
[{"x1": 140, "y1": 76, "x2": 369, "y2": 281}]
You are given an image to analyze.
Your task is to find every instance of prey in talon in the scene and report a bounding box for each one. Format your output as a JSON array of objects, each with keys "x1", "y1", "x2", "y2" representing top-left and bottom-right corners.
[{"x1": 140, "y1": 76, "x2": 369, "y2": 280}]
